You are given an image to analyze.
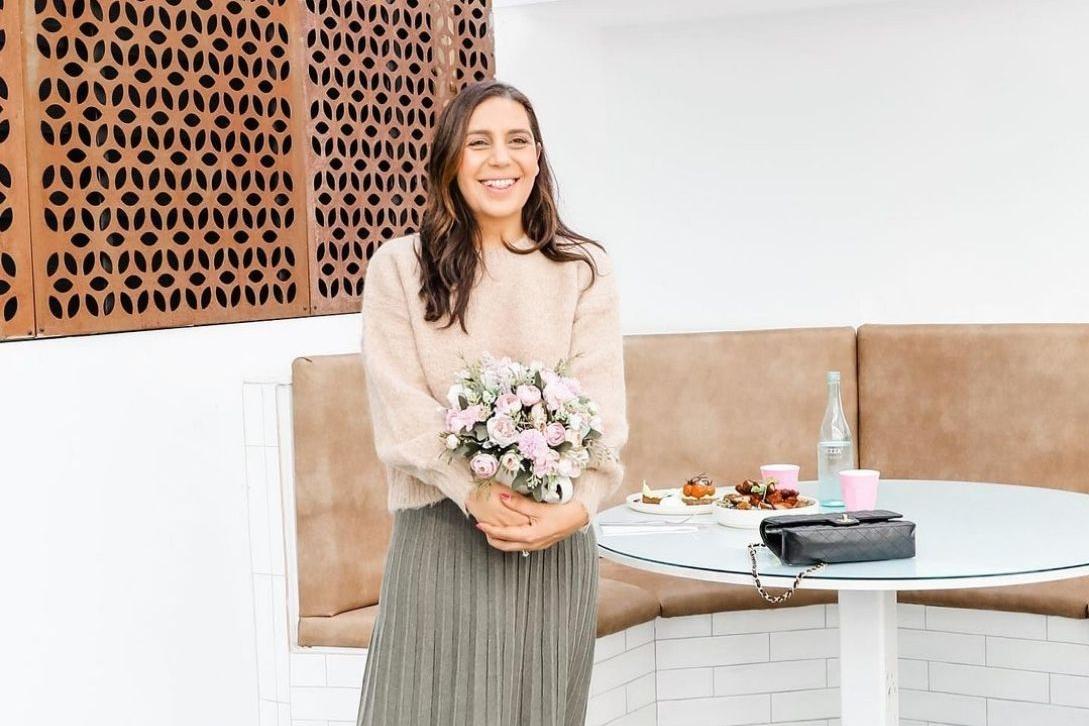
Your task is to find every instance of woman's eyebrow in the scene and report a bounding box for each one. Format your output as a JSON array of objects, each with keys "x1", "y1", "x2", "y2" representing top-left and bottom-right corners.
[{"x1": 466, "y1": 128, "x2": 533, "y2": 136}]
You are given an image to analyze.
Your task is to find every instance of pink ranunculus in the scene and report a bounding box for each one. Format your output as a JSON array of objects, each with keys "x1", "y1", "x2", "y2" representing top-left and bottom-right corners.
[
  {"x1": 543, "y1": 381, "x2": 575, "y2": 411},
  {"x1": 544, "y1": 422, "x2": 567, "y2": 447},
  {"x1": 495, "y1": 392, "x2": 523, "y2": 416},
  {"x1": 469, "y1": 453, "x2": 499, "y2": 480},
  {"x1": 486, "y1": 415, "x2": 519, "y2": 447},
  {"x1": 517, "y1": 428, "x2": 548, "y2": 460},
  {"x1": 463, "y1": 404, "x2": 488, "y2": 424},
  {"x1": 532, "y1": 448, "x2": 560, "y2": 477},
  {"x1": 445, "y1": 408, "x2": 470, "y2": 434},
  {"x1": 516, "y1": 384, "x2": 541, "y2": 407}
]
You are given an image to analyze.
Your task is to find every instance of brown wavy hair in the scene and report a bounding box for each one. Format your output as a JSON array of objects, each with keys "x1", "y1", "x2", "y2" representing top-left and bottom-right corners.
[{"x1": 417, "y1": 80, "x2": 604, "y2": 333}]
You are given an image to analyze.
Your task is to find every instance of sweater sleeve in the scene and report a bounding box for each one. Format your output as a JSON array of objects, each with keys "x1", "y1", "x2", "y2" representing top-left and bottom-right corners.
[
  {"x1": 360, "y1": 247, "x2": 476, "y2": 517},
  {"x1": 567, "y1": 247, "x2": 629, "y2": 534}
]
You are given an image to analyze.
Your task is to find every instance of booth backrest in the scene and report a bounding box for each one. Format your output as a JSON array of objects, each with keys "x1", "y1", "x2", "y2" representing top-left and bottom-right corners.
[
  {"x1": 858, "y1": 324, "x2": 1089, "y2": 493},
  {"x1": 292, "y1": 354, "x2": 392, "y2": 618},
  {"x1": 608, "y1": 327, "x2": 860, "y2": 511}
]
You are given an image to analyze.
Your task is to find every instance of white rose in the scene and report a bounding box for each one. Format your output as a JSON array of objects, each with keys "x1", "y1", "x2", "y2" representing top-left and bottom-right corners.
[
  {"x1": 486, "y1": 415, "x2": 519, "y2": 447},
  {"x1": 529, "y1": 402, "x2": 547, "y2": 427},
  {"x1": 499, "y1": 450, "x2": 523, "y2": 472},
  {"x1": 445, "y1": 434, "x2": 459, "y2": 450},
  {"x1": 557, "y1": 456, "x2": 582, "y2": 478}
]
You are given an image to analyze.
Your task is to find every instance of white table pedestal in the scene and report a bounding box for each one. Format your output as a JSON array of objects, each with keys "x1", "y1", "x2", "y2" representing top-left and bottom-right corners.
[{"x1": 839, "y1": 590, "x2": 898, "y2": 725}]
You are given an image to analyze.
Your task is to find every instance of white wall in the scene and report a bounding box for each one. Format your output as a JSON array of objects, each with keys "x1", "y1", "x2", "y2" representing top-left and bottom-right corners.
[
  {"x1": 496, "y1": 0, "x2": 1089, "y2": 332},
  {"x1": 3, "y1": 0, "x2": 1088, "y2": 723},
  {"x1": 0, "y1": 316, "x2": 362, "y2": 725}
]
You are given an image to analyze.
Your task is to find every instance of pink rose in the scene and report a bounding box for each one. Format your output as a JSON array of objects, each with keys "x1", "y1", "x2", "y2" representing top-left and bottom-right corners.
[
  {"x1": 544, "y1": 422, "x2": 567, "y2": 447},
  {"x1": 486, "y1": 415, "x2": 519, "y2": 447},
  {"x1": 495, "y1": 392, "x2": 522, "y2": 416},
  {"x1": 469, "y1": 453, "x2": 499, "y2": 480},
  {"x1": 516, "y1": 384, "x2": 541, "y2": 407},
  {"x1": 532, "y1": 448, "x2": 560, "y2": 477},
  {"x1": 463, "y1": 404, "x2": 488, "y2": 424},
  {"x1": 517, "y1": 428, "x2": 548, "y2": 460}
]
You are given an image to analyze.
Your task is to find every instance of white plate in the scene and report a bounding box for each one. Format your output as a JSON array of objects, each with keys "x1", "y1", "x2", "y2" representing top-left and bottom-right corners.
[
  {"x1": 625, "y1": 489, "x2": 723, "y2": 515},
  {"x1": 711, "y1": 491, "x2": 820, "y2": 529}
]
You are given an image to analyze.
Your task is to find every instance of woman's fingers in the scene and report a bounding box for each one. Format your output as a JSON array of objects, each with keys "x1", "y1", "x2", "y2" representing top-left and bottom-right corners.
[{"x1": 476, "y1": 520, "x2": 536, "y2": 544}]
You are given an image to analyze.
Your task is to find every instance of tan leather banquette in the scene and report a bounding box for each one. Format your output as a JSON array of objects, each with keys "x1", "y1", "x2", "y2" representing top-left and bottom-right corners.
[{"x1": 292, "y1": 325, "x2": 1089, "y2": 648}]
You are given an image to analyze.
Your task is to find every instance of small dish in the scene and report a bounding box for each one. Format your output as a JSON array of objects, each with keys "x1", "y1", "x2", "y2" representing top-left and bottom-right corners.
[{"x1": 711, "y1": 489, "x2": 820, "y2": 529}]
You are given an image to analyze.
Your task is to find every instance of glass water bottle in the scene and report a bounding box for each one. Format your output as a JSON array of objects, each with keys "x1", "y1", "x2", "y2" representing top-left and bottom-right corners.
[{"x1": 817, "y1": 371, "x2": 853, "y2": 508}]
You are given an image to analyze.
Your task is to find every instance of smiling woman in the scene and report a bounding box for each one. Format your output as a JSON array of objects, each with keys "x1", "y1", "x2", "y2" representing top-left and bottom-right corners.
[
  {"x1": 413, "y1": 80, "x2": 606, "y2": 334},
  {"x1": 355, "y1": 79, "x2": 629, "y2": 726}
]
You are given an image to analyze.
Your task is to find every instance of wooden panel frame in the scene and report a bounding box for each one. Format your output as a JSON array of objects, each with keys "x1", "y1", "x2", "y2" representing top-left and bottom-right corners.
[
  {"x1": 23, "y1": 0, "x2": 312, "y2": 336},
  {"x1": 0, "y1": 0, "x2": 35, "y2": 340}
]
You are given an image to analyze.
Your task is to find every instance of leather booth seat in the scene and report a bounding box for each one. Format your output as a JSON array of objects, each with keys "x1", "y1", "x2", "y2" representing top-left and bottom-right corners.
[{"x1": 291, "y1": 324, "x2": 1089, "y2": 649}]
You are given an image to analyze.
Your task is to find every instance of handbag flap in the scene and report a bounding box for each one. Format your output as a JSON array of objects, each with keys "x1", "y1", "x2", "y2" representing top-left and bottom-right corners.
[{"x1": 759, "y1": 510, "x2": 903, "y2": 542}]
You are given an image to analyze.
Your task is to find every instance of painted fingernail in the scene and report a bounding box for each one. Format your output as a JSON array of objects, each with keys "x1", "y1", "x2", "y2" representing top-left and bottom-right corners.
[{"x1": 499, "y1": 493, "x2": 510, "y2": 500}]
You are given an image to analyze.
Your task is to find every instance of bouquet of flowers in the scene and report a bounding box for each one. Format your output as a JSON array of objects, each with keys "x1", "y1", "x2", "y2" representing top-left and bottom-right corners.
[{"x1": 438, "y1": 352, "x2": 615, "y2": 503}]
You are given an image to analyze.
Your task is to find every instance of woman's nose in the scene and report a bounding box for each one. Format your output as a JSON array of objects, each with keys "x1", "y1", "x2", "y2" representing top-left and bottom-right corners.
[{"x1": 489, "y1": 143, "x2": 512, "y2": 164}]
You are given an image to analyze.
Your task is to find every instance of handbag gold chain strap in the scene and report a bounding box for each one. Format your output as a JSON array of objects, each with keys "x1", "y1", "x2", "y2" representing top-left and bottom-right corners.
[{"x1": 747, "y1": 543, "x2": 826, "y2": 604}]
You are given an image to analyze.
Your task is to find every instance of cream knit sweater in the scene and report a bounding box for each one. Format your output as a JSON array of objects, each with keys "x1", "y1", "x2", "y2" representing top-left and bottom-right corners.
[{"x1": 360, "y1": 232, "x2": 628, "y2": 533}]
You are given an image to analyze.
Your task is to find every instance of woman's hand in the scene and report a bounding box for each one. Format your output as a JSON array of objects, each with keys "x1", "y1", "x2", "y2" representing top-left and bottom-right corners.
[
  {"x1": 465, "y1": 483, "x2": 533, "y2": 528},
  {"x1": 475, "y1": 491, "x2": 590, "y2": 553}
]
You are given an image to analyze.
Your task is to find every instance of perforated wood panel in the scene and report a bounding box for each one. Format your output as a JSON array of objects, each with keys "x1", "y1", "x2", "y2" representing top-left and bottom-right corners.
[
  {"x1": 302, "y1": 0, "x2": 494, "y2": 315},
  {"x1": 0, "y1": 0, "x2": 36, "y2": 340},
  {"x1": 1, "y1": 0, "x2": 493, "y2": 338},
  {"x1": 23, "y1": 0, "x2": 313, "y2": 336}
]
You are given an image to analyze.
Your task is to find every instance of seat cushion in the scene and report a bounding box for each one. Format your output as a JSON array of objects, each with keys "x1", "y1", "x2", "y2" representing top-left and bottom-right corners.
[
  {"x1": 298, "y1": 604, "x2": 381, "y2": 648},
  {"x1": 899, "y1": 577, "x2": 1089, "y2": 620},
  {"x1": 297, "y1": 579, "x2": 659, "y2": 648},
  {"x1": 597, "y1": 577, "x2": 661, "y2": 638},
  {"x1": 600, "y1": 558, "x2": 835, "y2": 616}
]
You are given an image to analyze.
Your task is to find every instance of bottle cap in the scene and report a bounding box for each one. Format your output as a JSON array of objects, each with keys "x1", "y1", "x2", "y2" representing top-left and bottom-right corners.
[{"x1": 827, "y1": 371, "x2": 840, "y2": 382}]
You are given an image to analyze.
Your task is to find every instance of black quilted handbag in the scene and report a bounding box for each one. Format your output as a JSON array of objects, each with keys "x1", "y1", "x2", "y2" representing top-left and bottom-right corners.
[{"x1": 748, "y1": 510, "x2": 916, "y2": 604}]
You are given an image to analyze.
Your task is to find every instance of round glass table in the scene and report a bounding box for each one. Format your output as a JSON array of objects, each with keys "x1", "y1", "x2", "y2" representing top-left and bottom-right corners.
[{"x1": 594, "y1": 480, "x2": 1089, "y2": 726}]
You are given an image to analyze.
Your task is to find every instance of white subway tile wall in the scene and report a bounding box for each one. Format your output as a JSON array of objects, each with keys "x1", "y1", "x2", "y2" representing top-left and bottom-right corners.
[{"x1": 243, "y1": 381, "x2": 1089, "y2": 725}]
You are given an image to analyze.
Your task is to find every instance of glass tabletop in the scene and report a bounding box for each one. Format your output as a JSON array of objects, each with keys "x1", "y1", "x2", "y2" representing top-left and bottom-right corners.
[{"x1": 595, "y1": 480, "x2": 1089, "y2": 591}]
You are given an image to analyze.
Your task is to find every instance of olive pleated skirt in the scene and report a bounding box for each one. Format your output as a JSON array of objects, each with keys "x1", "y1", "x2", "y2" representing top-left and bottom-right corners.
[{"x1": 356, "y1": 498, "x2": 600, "y2": 726}]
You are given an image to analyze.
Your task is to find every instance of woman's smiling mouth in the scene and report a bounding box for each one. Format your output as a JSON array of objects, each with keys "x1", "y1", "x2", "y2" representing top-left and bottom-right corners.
[{"x1": 480, "y1": 177, "x2": 518, "y2": 192}]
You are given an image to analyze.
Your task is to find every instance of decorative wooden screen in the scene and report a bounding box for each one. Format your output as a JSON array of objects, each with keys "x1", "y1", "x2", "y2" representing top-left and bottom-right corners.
[
  {"x1": 0, "y1": 0, "x2": 494, "y2": 339},
  {"x1": 0, "y1": 0, "x2": 35, "y2": 340},
  {"x1": 302, "y1": 0, "x2": 494, "y2": 315}
]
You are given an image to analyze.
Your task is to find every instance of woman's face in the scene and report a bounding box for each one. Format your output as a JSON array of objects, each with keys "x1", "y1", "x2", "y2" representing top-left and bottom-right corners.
[{"x1": 456, "y1": 96, "x2": 541, "y2": 231}]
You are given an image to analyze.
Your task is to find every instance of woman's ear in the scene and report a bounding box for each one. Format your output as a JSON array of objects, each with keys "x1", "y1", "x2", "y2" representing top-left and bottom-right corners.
[{"x1": 536, "y1": 141, "x2": 542, "y2": 159}]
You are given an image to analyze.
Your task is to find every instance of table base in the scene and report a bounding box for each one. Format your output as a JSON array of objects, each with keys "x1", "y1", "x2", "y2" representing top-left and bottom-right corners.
[{"x1": 839, "y1": 590, "x2": 898, "y2": 725}]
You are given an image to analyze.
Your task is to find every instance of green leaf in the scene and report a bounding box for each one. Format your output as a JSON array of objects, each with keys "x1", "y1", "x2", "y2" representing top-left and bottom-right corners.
[{"x1": 458, "y1": 394, "x2": 468, "y2": 409}]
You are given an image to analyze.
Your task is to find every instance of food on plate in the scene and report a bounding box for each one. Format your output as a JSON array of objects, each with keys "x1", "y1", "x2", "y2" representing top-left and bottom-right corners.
[
  {"x1": 681, "y1": 472, "x2": 717, "y2": 505},
  {"x1": 716, "y1": 478, "x2": 812, "y2": 511},
  {"x1": 640, "y1": 480, "x2": 673, "y2": 504},
  {"x1": 638, "y1": 475, "x2": 721, "y2": 507}
]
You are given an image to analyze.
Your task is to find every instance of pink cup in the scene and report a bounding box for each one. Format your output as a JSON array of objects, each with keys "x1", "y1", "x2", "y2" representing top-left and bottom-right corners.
[
  {"x1": 838, "y1": 469, "x2": 880, "y2": 510},
  {"x1": 760, "y1": 464, "x2": 800, "y2": 488}
]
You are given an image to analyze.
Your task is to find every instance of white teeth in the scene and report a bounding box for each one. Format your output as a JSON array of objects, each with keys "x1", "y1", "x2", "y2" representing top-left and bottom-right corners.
[{"x1": 482, "y1": 178, "x2": 516, "y2": 189}]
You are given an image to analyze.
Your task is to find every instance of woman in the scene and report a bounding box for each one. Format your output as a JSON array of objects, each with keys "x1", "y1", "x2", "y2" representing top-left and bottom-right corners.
[{"x1": 356, "y1": 79, "x2": 628, "y2": 726}]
